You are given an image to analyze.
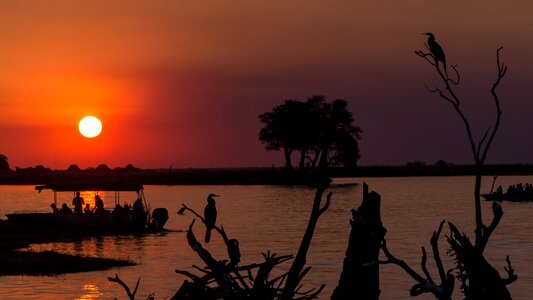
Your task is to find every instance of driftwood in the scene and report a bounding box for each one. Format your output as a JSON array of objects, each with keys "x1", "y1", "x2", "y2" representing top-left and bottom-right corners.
[
  {"x1": 280, "y1": 175, "x2": 330, "y2": 300},
  {"x1": 173, "y1": 191, "x2": 330, "y2": 300},
  {"x1": 331, "y1": 183, "x2": 386, "y2": 300},
  {"x1": 380, "y1": 221, "x2": 454, "y2": 300},
  {"x1": 447, "y1": 222, "x2": 516, "y2": 300},
  {"x1": 107, "y1": 274, "x2": 155, "y2": 300}
]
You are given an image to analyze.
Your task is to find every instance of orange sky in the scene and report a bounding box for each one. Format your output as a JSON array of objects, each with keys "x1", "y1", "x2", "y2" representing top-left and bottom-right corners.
[{"x1": 2, "y1": 1, "x2": 533, "y2": 168}]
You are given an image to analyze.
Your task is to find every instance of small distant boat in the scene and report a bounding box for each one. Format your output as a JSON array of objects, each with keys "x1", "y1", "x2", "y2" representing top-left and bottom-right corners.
[
  {"x1": 481, "y1": 192, "x2": 533, "y2": 202},
  {"x1": 5, "y1": 182, "x2": 167, "y2": 230}
]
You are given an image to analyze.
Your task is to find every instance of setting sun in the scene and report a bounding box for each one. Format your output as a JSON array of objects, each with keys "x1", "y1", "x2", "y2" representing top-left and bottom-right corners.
[{"x1": 79, "y1": 116, "x2": 102, "y2": 138}]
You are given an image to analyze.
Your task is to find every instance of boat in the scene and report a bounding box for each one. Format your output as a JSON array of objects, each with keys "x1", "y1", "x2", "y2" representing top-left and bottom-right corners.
[
  {"x1": 482, "y1": 180, "x2": 533, "y2": 202},
  {"x1": 5, "y1": 182, "x2": 167, "y2": 230},
  {"x1": 481, "y1": 192, "x2": 533, "y2": 202}
]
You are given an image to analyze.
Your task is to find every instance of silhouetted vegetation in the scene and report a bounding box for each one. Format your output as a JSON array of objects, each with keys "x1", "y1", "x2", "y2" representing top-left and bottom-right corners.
[
  {"x1": 376, "y1": 35, "x2": 516, "y2": 298},
  {"x1": 258, "y1": 95, "x2": 362, "y2": 171},
  {"x1": 4, "y1": 163, "x2": 533, "y2": 187},
  {"x1": 332, "y1": 183, "x2": 385, "y2": 300},
  {"x1": 0, "y1": 250, "x2": 134, "y2": 275},
  {"x1": 110, "y1": 184, "x2": 331, "y2": 299},
  {"x1": 0, "y1": 219, "x2": 138, "y2": 275},
  {"x1": 0, "y1": 154, "x2": 10, "y2": 172}
]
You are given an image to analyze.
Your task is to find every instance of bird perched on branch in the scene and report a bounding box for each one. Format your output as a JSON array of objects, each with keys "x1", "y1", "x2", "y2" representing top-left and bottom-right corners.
[
  {"x1": 227, "y1": 239, "x2": 241, "y2": 268},
  {"x1": 204, "y1": 193, "x2": 219, "y2": 243},
  {"x1": 423, "y1": 32, "x2": 447, "y2": 77}
]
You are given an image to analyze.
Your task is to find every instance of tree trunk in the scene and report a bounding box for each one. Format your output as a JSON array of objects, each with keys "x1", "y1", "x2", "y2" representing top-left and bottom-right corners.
[
  {"x1": 283, "y1": 148, "x2": 293, "y2": 172},
  {"x1": 298, "y1": 148, "x2": 307, "y2": 171},
  {"x1": 331, "y1": 183, "x2": 386, "y2": 300},
  {"x1": 311, "y1": 148, "x2": 321, "y2": 169}
]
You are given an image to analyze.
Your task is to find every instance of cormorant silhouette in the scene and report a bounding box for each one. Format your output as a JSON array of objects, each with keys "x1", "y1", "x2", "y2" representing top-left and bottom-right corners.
[
  {"x1": 227, "y1": 239, "x2": 241, "y2": 268},
  {"x1": 423, "y1": 32, "x2": 447, "y2": 77},
  {"x1": 204, "y1": 193, "x2": 218, "y2": 243}
]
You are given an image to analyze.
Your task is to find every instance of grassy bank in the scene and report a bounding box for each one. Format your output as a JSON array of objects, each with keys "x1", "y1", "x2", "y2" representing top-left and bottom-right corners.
[
  {"x1": 0, "y1": 220, "x2": 137, "y2": 276},
  {"x1": 0, "y1": 250, "x2": 135, "y2": 275},
  {"x1": 2, "y1": 164, "x2": 533, "y2": 186}
]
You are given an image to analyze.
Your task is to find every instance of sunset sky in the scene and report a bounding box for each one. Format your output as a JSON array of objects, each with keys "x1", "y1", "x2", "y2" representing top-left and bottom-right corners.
[{"x1": 2, "y1": 1, "x2": 533, "y2": 169}]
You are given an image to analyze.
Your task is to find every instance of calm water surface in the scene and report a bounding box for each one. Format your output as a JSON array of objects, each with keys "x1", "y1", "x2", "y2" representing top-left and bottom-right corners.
[{"x1": 1, "y1": 176, "x2": 532, "y2": 299}]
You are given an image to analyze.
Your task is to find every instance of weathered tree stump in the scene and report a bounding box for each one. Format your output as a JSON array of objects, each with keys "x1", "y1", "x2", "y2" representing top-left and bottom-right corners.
[{"x1": 331, "y1": 183, "x2": 386, "y2": 300}]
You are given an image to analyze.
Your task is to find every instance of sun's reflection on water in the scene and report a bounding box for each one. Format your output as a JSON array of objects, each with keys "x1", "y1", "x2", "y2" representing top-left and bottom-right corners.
[{"x1": 75, "y1": 284, "x2": 103, "y2": 299}]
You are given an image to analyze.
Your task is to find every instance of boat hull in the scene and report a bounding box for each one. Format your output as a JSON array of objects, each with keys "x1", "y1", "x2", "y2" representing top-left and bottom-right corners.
[
  {"x1": 482, "y1": 193, "x2": 533, "y2": 202},
  {"x1": 6, "y1": 212, "x2": 148, "y2": 230}
]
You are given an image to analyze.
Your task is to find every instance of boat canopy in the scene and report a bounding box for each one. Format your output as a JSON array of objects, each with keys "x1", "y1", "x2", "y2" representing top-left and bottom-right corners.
[{"x1": 35, "y1": 182, "x2": 144, "y2": 193}]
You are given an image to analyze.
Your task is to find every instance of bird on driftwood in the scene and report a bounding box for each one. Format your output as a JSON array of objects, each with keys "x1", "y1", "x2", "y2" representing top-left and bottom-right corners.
[
  {"x1": 423, "y1": 32, "x2": 448, "y2": 77},
  {"x1": 204, "y1": 193, "x2": 219, "y2": 243},
  {"x1": 227, "y1": 239, "x2": 241, "y2": 268}
]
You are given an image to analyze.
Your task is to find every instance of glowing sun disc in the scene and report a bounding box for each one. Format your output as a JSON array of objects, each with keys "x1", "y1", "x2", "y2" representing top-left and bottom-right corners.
[{"x1": 79, "y1": 116, "x2": 102, "y2": 138}]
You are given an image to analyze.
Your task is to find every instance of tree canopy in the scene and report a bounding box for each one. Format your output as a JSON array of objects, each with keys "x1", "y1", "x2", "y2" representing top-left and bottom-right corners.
[
  {"x1": 0, "y1": 154, "x2": 10, "y2": 172},
  {"x1": 258, "y1": 96, "x2": 362, "y2": 171}
]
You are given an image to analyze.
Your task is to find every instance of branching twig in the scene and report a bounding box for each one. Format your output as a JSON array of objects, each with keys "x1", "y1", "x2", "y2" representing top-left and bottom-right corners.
[
  {"x1": 503, "y1": 255, "x2": 518, "y2": 285},
  {"x1": 108, "y1": 274, "x2": 140, "y2": 300},
  {"x1": 478, "y1": 201, "x2": 503, "y2": 252},
  {"x1": 318, "y1": 192, "x2": 332, "y2": 215},
  {"x1": 431, "y1": 220, "x2": 447, "y2": 282},
  {"x1": 380, "y1": 225, "x2": 454, "y2": 299},
  {"x1": 380, "y1": 239, "x2": 425, "y2": 283}
]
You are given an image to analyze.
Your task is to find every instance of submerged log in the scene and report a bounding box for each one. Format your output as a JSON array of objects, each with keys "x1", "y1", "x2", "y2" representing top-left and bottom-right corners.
[{"x1": 331, "y1": 183, "x2": 386, "y2": 300}]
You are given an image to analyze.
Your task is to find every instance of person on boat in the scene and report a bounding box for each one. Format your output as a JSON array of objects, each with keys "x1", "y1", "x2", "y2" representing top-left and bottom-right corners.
[
  {"x1": 84, "y1": 203, "x2": 92, "y2": 213},
  {"x1": 112, "y1": 203, "x2": 124, "y2": 214},
  {"x1": 50, "y1": 203, "x2": 59, "y2": 214},
  {"x1": 517, "y1": 183, "x2": 524, "y2": 194},
  {"x1": 94, "y1": 195, "x2": 105, "y2": 213},
  {"x1": 133, "y1": 197, "x2": 144, "y2": 213},
  {"x1": 60, "y1": 203, "x2": 72, "y2": 214},
  {"x1": 72, "y1": 191, "x2": 85, "y2": 214},
  {"x1": 526, "y1": 183, "x2": 533, "y2": 193}
]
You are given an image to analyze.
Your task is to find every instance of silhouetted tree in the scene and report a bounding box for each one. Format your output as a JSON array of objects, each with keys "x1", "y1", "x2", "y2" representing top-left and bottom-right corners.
[
  {"x1": 417, "y1": 38, "x2": 515, "y2": 298},
  {"x1": 0, "y1": 154, "x2": 10, "y2": 172},
  {"x1": 379, "y1": 36, "x2": 515, "y2": 299},
  {"x1": 258, "y1": 100, "x2": 308, "y2": 171},
  {"x1": 316, "y1": 98, "x2": 362, "y2": 168},
  {"x1": 66, "y1": 164, "x2": 81, "y2": 172},
  {"x1": 435, "y1": 160, "x2": 448, "y2": 168},
  {"x1": 124, "y1": 163, "x2": 140, "y2": 172},
  {"x1": 96, "y1": 164, "x2": 111, "y2": 172},
  {"x1": 258, "y1": 96, "x2": 361, "y2": 171},
  {"x1": 34, "y1": 165, "x2": 52, "y2": 173}
]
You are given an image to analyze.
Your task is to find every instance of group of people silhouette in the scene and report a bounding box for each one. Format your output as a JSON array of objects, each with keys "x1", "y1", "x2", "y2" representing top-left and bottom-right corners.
[
  {"x1": 494, "y1": 183, "x2": 533, "y2": 195},
  {"x1": 50, "y1": 192, "x2": 109, "y2": 214}
]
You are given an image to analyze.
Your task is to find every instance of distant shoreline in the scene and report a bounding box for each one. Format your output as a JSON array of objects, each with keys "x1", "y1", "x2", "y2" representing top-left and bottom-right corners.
[{"x1": 2, "y1": 164, "x2": 533, "y2": 185}]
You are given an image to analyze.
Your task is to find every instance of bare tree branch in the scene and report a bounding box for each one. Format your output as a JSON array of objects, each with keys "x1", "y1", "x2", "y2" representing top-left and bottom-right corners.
[
  {"x1": 480, "y1": 47, "x2": 505, "y2": 164},
  {"x1": 108, "y1": 274, "x2": 140, "y2": 300},
  {"x1": 380, "y1": 239, "x2": 425, "y2": 283},
  {"x1": 420, "y1": 247, "x2": 433, "y2": 283},
  {"x1": 381, "y1": 228, "x2": 454, "y2": 300},
  {"x1": 431, "y1": 220, "x2": 447, "y2": 283},
  {"x1": 503, "y1": 255, "x2": 518, "y2": 285},
  {"x1": 318, "y1": 192, "x2": 332, "y2": 215},
  {"x1": 478, "y1": 201, "x2": 503, "y2": 252}
]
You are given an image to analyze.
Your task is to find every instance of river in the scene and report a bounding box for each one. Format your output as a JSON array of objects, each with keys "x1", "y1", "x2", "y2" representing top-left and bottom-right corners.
[{"x1": 1, "y1": 176, "x2": 532, "y2": 299}]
